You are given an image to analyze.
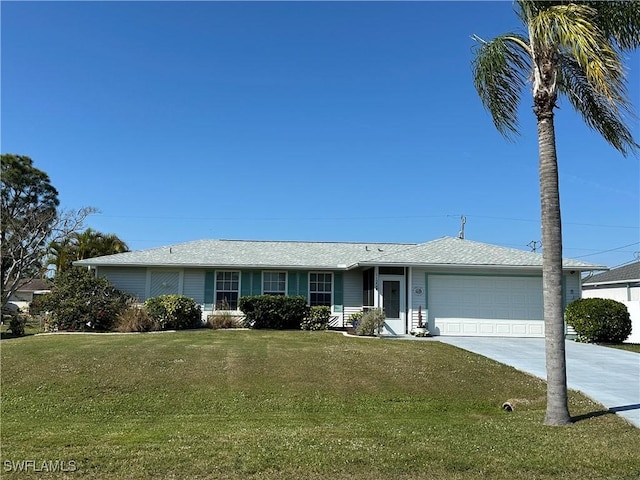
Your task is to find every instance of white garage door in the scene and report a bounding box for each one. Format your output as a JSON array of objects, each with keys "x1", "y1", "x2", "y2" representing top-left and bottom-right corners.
[{"x1": 428, "y1": 275, "x2": 544, "y2": 337}]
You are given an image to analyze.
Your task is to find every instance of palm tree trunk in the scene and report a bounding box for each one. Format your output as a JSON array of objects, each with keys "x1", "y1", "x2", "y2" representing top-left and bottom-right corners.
[{"x1": 537, "y1": 113, "x2": 572, "y2": 426}]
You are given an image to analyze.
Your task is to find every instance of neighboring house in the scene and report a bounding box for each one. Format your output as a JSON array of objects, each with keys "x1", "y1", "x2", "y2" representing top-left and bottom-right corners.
[
  {"x1": 74, "y1": 236, "x2": 604, "y2": 338},
  {"x1": 6, "y1": 278, "x2": 51, "y2": 312},
  {"x1": 582, "y1": 261, "x2": 640, "y2": 343}
]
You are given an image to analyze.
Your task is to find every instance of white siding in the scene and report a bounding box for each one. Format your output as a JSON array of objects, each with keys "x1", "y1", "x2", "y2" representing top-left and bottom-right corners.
[
  {"x1": 564, "y1": 272, "x2": 582, "y2": 305},
  {"x1": 184, "y1": 269, "x2": 206, "y2": 305},
  {"x1": 99, "y1": 267, "x2": 147, "y2": 302},
  {"x1": 410, "y1": 268, "x2": 428, "y2": 331},
  {"x1": 343, "y1": 270, "x2": 362, "y2": 325},
  {"x1": 583, "y1": 286, "x2": 638, "y2": 303},
  {"x1": 582, "y1": 286, "x2": 640, "y2": 343}
]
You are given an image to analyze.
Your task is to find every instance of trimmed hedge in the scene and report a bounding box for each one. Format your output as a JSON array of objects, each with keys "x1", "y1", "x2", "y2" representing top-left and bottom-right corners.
[
  {"x1": 239, "y1": 295, "x2": 309, "y2": 329},
  {"x1": 565, "y1": 298, "x2": 631, "y2": 344}
]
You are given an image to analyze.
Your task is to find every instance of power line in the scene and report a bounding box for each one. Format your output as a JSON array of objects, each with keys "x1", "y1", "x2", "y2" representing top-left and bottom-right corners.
[{"x1": 572, "y1": 242, "x2": 640, "y2": 259}]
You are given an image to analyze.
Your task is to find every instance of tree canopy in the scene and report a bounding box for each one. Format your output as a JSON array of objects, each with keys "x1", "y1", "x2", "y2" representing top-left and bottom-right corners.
[
  {"x1": 1, "y1": 154, "x2": 94, "y2": 309},
  {"x1": 48, "y1": 228, "x2": 129, "y2": 274}
]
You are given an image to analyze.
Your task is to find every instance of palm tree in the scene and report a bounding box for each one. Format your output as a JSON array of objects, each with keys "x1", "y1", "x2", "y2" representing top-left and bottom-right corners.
[
  {"x1": 472, "y1": 1, "x2": 639, "y2": 425},
  {"x1": 48, "y1": 228, "x2": 129, "y2": 274}
]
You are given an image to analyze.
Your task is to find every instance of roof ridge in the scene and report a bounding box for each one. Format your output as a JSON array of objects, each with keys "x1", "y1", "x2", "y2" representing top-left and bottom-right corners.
[{"x1": 216, "y1": 239, "x2": 416, "y2": 246}]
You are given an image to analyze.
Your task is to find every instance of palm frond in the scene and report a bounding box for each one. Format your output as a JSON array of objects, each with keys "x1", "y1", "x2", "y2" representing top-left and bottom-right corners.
[
  {"x1": 472, "y1": 34, "x2": 531, "y2": 139},
  {"x1": 529, "y1": 4, "x2": 627, "y2": 112},
  {"x1": 518, "y1": 0, "x2": 640, "y2": 50},
  {"x1": 557, "y1": 53, "x2": 639, "y2": 156},
  {"x1": 588, "y1": 0, "x2": 640, "y2": 50}
]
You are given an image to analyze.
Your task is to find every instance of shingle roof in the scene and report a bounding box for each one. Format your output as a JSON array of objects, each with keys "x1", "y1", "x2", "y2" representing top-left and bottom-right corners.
[
  {"x1": 582, "y1": 261, "x2": 640, "y2": 285},
  {"x1": 74, "y1": 236, "x2": 604, "y2": 271},
  {"x1": 74, "y1": 239, "x2": 414, "y2": 269},
  {"x1": 364, "y1": 237, "x2": 602, "y2": 269},
  {"x1": 17, "y1": 278, "x2": 51, "y2": 292}
]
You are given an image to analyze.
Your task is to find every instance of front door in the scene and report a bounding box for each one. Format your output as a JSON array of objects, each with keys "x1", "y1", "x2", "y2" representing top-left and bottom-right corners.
[{"x1": 378, "y1": 275, "x2": 405, "y2": 335}]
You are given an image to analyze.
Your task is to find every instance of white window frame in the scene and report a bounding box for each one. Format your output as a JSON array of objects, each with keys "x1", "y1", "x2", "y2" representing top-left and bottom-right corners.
[
  {"x1": 215, "y1": 270, "x2": 240, "y2": 310},
  {"x1": 309, "y1": 272, "x2": 333, "y2": 307},
  {"x1": 262, "y1": 271, "x2": 287, "y2": 296}
]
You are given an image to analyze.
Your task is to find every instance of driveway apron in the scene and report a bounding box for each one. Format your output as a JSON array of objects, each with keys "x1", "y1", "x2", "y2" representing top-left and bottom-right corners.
[{"x1": 435, "y1": 337, "x2": 640, "y2": 427}]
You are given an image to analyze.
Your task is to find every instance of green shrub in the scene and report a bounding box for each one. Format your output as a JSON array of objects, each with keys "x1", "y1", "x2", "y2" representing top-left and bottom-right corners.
[
  {"x1": 238, "y1": 295, "x2": 309, "y2": 329},
  {"x1": 116, "y1": 304, "x2": 160, "y2": 332},
  {"x1": 207, "y1": 310, "x2": 241, "y2": 329},
  {"x1": 355, "y1": 308, "x2": 385, "y2": 336},
  {"x1": 144, "y1": 295, "x2": 203, "y2": 330},
  {"x1": 301, "y1": 306, "x2": 332, "y2": 331},
  {"x1": 565, "y1": 298, "x2": 631, "y2": 344},
  {"x1": 8, "y1": 315, "x2": 26, "y2": 336},
  {"x1": 348, "y1": 311, "x2": 364, "y2": 328},
  {"x1": 37, "y1": 268, "x2": 130, "y2": 331}
]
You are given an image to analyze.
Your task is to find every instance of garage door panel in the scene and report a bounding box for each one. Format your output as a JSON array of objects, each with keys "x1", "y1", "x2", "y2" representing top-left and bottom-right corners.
[{"x1": 429, "y1": 275, "x2": 544, "y2": 337}]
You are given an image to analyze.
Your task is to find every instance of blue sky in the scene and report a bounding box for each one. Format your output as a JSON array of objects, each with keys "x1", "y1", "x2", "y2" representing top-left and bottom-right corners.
[{"x1": 2, "y1": 1, "x2": 638, "y2": 268}]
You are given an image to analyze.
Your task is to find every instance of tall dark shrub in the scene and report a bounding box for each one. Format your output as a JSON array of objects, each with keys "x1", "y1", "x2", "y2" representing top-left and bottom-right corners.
[
  {"x1": 239, "y1": 295, "x2": 309, "y2": 329},
  {"x1": 37, "y1": 268, "x2": 130, "y2": 331},
  {"x1": 565, "y1": 298, "x2": 631, "y2": 344}
]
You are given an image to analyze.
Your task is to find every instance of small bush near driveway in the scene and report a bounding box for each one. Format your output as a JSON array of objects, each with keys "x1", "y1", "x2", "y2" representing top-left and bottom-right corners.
[{"x1": 565, "y1": 298, "x2": 631, "y2": 343}]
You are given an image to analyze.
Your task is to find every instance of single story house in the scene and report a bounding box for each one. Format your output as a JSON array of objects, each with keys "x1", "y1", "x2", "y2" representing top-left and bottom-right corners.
[
  {"x1": 582, "y1": 261, "x2": 640, "y2": 343},
  {"x1": 6, "y1": 278, "x2": 51, "y2": 312},
  {"x1": 74, "y1": 236, "x2": 604, "y2": 337}
]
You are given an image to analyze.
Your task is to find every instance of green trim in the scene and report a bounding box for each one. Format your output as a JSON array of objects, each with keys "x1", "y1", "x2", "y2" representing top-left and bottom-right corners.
[
  {"x1": 251, "y1": 271, "x2": 261, "y2": 295},
  {"x1": 241, "y1": 271, "x2": 252, "y2": 296},
  {"x1": 288, "y1": 271, "x2": 298, "y2": 296},
  {"x1": 204, "y1": 272, "x2": 215, "y2": 309},
  {"x1": 298, "y1": 271, "x2": 309, "y2": 299},
  {"x1": 334, "y1": 272, "x2": 344, "y2": 311}
]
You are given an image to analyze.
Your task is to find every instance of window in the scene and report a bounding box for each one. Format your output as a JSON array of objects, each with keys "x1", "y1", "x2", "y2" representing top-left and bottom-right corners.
[
  {"x1": 309, "y1": 272, "x2": 332, "y2": 307},
  {"x1": 362, "y1": 268, "x2": 375, "y2": 308},
  {"x1": 263, "y1": 271, "x2": 286, "y2": 295},
  {"x1": 216, "y1": 271, "x2": 239, "y2": 309}
]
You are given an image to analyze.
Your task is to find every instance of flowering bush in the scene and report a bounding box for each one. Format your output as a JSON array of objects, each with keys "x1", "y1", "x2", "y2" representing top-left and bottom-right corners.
[
  {"x1": 301, "y1": 306, "x2": 331, "y2": 331},
  {"x1": 144, "y1": 295, "x2": 202, "y2": 330}
]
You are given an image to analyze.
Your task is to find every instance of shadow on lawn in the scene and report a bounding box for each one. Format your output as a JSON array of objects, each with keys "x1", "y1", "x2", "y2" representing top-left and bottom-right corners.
[{"x1": 572, "y1": 403, "x2": 640, "y2": 423}]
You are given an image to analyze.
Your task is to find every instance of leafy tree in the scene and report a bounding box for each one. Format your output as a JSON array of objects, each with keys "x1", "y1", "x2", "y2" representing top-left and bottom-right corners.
[
  {"x1": 471, "y1": 1, "x2": 639, "y2": 425},
  {"x1": 35, "y1": 267, "x2": 130, "y2": 331},
  {"x1": 1, "y1": 154, "x2": 95, "y2": 309},
  {"x1": 48, "y1": 228, "x2": 129, "y2": 274}
]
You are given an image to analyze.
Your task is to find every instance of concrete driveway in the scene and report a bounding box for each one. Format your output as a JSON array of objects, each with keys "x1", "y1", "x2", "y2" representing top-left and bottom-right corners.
[{"x1": 436, "y1": 337, "x2": 640, "y2": 427}]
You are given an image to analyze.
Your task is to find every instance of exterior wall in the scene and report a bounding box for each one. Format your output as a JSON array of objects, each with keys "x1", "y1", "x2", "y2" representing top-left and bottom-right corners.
[
  {"x1": 582, "y1": 285, "x2": 640, "y2": 302},
  {"x1": 98, "y1": 267, "x2": 147, "y2": 302},
  {"x1": 582, "y1": 284, "x2": 640, "y2": 343},
  {"x1": 183, "y1": 269, "x2": 206, "y2": 305},
  {"x1": 410, "y1": 268, "x2": 428, "y2": 331},
  {"x1": 149, "y1": 270, "x2": 182, "y2": 298},
  {"x1": 343, "y1": 270, "x2": 363, "y2": 326},
  {"x1": 564, "y1": 271, "x2": 582, "y2": 306},
  {"x1": 99, "y1": 267, "x2": 345, "y2": 318}
]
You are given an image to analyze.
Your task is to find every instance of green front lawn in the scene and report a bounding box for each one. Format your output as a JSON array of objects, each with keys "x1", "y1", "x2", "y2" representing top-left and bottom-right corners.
[
  {"x1": 1, "y1": 331, "x2": 638, "y2": 479},
  {"x1": 603, "y1": 343, "x2": 640, "y2": 353}
]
